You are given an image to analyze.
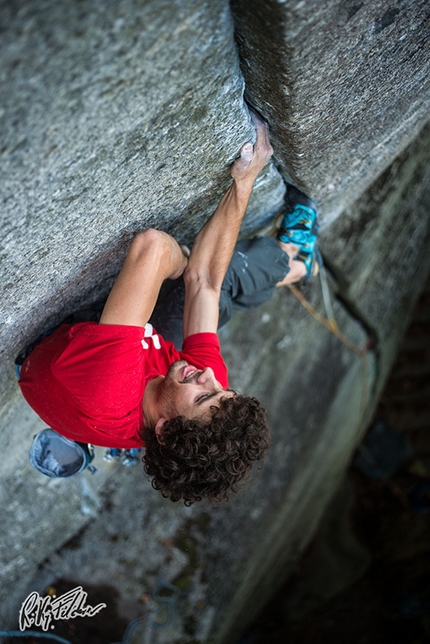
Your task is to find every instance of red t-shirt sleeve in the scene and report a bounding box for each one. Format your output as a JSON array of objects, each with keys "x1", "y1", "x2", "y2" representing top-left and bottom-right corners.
[
  {"x1": 180, "y1": 333, "x2": 228, "y2": 388},
  {"x1": 51, "y1": 323, "x2": 146, "y2": 419}
]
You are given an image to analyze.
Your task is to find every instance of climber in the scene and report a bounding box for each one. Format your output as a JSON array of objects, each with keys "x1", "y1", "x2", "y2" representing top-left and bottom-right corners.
[{"x1": 17, "y1": 112, "x2": 320, "y2": 505}]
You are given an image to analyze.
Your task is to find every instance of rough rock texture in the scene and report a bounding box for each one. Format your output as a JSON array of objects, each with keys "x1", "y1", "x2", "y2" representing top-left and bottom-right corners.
[
  {"x1": 280, "y1": 477, "x2": 372, "y2": 620},
  {"x1": 7, "y1": 285, "x2": 372, "y2": 644},
  {"x1": 1, "y1": 0, "x2": 430, "y2": 642},
  {"x1": 0, "y1": 0, "x2": 285, "y2": 412},
  {"x1": 320, "y1": 121, "x2": 430, "y2": 384},
  {"x1": 0, "y1": 0, "x2": 285, "y2": 628},
  {"x1": 231, "y1": 0, "x2": 430, "y2": 221}
]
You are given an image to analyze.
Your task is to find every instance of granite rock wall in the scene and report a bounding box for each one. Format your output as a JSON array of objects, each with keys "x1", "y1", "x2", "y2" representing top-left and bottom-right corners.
[
  {"x1": 0, "y1": 0, "x2": 285, "y2": 628},
  {"x1": 0, "y1": 0, "x2": 285, "y2": 429},
  {"x1": 0, "y1": 0, "x2": 429, "y2": 642},
  {"x1": 231, "y1": 0, "x2": 430, "y2": 222}
]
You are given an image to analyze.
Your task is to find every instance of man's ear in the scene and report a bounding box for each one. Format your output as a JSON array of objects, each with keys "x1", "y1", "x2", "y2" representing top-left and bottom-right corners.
[{"x1": 155, "y1": 417, "x2": 168, "y2": 444}]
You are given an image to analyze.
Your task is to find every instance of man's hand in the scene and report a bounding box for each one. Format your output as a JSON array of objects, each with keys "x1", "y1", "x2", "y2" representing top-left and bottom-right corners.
[
  {"x1": 165, "y1": 238, "x2": 190, "y2": 280},
  {"x1": 230, "y1": 112, "x2": 273, "y2": 188},
  {"x1": 182, "y1": 111, "x2": 274, "y2": 339}
]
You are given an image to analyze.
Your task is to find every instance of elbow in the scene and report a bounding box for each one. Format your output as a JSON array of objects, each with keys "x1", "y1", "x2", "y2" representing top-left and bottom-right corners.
[
  {"x1": 183, "y1": 265, "x2": 210, "y2": 288},
  {"x1": 128, "y1": 229, "x2": 176, "y2": 269},
  {"x1": 130, "y1": 229, "x2": 166, "y2": 257},
  {"x1": 183, "y1": 266, "x2": 221, "y2": 294}
]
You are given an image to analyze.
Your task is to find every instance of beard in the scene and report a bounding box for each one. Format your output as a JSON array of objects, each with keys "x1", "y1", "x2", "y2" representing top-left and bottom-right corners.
[
  {"x1": 165, "y1": 360, "x2": 187, "y2": 382},
  {"x1": 159, "y1": 361, "x2": 186, "y2": 418}
]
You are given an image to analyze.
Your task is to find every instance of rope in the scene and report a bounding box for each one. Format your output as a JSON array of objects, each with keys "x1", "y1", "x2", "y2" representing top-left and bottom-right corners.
[
  {"x1": 288, "y1": 270, "x2": 376, "y2": 429},
  {"x1": 110, "y1": 580, "x2": 180, "y2": 643},
  {"x1": 0, "y1": 632, "x2": 70, "y2": 643},
  {"x1": 288, "y1": 284, "x2": 367, "y2": 357}
]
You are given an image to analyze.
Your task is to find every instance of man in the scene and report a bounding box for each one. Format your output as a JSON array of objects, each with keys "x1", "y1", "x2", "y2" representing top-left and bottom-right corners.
[{"x1": 18, "y1": 114, "x2": 319, "y2": 504}]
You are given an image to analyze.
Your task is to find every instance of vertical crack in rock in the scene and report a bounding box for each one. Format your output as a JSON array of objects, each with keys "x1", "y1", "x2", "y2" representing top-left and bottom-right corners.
[{"x1": 230, "y1": 0, "x2": 430, "y2": 219}]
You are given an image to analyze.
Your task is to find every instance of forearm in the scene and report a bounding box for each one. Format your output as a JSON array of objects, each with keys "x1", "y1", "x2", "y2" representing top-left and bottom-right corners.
[
  {"x1": 181, "y1": 112, "x2": 273, "y2": 338},
  {"x1": 185, "y1": 114, "x2": 272, "y2": 291},
  {"x1": 184, "y1": 178, "x2": 254, "y2": 290}
]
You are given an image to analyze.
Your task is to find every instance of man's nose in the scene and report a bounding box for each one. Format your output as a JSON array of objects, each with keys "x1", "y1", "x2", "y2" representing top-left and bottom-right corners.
[{"x1": 197, "y1": 367, "x2": 215, "y2": 384}]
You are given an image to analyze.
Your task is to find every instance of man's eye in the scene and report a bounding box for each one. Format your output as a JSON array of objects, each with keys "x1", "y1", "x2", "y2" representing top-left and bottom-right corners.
[{"x1": 196, "y1": 394, "x2": 209, "y2": 403}]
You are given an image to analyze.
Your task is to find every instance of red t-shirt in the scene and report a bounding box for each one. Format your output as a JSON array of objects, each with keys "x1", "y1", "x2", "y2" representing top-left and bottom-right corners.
[{"x1": 19, "y1": 322, "x2": 228, "y2": 449}]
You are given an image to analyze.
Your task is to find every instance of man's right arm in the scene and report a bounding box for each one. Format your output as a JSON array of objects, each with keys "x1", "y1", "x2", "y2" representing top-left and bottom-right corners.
[{"x1": 182, "y1": 114, "x2": 273, "y2": 338}]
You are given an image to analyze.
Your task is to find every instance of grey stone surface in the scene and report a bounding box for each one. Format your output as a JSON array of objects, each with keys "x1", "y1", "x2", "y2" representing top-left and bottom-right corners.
[
  {"x1": 0, "y1": 461, "x2": 103, "y2": 617},
  {"x1": 6, "y1": 161, "x2": 428, "y2": 637},
  {"x1": 1, "y1": 0, "x2": 430, "y2": 643},
  {"x1": 0, "y1": 0, "x2": 285, "y2": 406},
  {"x1": 281, "y1": 476, "x2": 372, "y2": 620},
  {"x1": 0, "y1": 0, "x2": 285, "y2": 630},
  {"x1": 211, "y1": 290, "x2": 373, "y2": 643},
  {"x1": 320, "y1": 120, "x2": 430, "y2": 389},
  {"x1": 231, "y1": 0, "x2": 430, "y2": 221},
  {"x1": 6, "y1": 286, "x2": 372, "y2": 642}
]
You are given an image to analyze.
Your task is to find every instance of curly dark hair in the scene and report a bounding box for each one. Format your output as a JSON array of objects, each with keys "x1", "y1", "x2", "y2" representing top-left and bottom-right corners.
[{"x1": 142, "y1": 394, "x2": 270, "y2": 506}]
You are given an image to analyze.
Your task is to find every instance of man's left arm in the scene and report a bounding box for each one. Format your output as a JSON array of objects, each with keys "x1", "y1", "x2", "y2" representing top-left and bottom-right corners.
[{"x1": 99, "y1": 228, "x2": 188, "y2": 327}]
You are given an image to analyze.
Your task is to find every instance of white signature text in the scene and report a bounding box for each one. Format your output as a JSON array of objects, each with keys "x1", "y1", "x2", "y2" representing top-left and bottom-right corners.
[{"x1": 19, "y1": 586, "x2": 106, "y2": 631}]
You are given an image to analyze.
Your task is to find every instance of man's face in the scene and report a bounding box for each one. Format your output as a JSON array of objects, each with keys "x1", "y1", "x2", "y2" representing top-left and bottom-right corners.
[{"x1": 160, "y1": 360, "x2": 235, "y2": 420}]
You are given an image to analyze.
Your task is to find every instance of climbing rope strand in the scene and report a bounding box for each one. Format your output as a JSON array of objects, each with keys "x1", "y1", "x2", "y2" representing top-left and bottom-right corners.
[
  {"x1": 0, "y1": 631, "x2": 71, "y2": 643},
  {"x1": 288, "y1": 277, "x2": 375, "y2": 431},
  {"x1": 288, "y1": 284, "x2": 366, "y2": 357}
]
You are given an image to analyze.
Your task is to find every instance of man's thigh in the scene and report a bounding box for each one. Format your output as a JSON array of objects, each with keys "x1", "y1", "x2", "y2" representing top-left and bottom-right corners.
[{"x1": 222, "y1": 236, "x2": 290, "y2": 309}]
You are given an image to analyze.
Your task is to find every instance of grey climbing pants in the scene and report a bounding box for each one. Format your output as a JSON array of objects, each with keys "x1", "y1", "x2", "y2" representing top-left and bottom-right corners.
[{"x1": 149, "y1": 236, "x2": 290, "y2": 349}]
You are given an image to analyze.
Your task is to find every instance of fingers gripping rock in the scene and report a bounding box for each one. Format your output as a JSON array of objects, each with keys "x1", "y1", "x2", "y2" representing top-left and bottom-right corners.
[
  {"x1": 241, "y1": 142, "x2": 254, "y2": 163},
  {"x1": 231, "y1": 117, "x2": 273, "y2": 183}
]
